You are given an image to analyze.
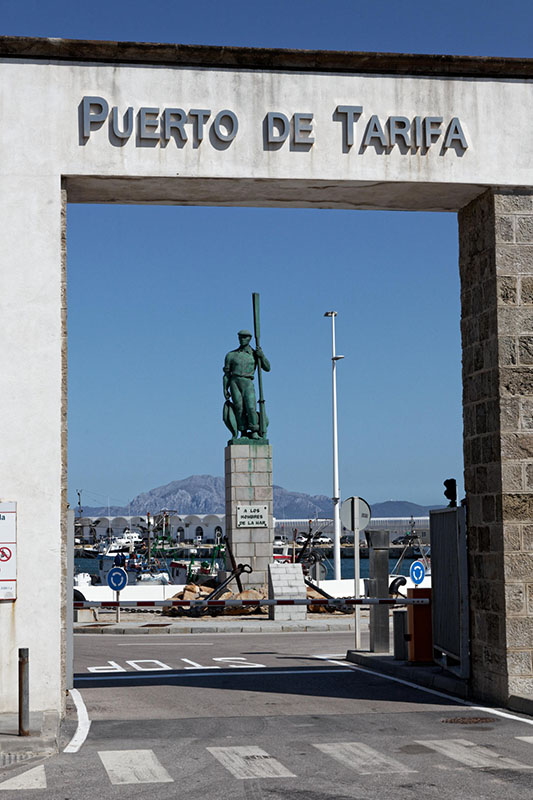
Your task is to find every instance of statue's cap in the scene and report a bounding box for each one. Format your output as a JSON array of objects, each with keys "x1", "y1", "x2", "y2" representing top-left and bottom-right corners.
[{"x1": 238, "y1": 329, "x2": 252, "y2": 337}]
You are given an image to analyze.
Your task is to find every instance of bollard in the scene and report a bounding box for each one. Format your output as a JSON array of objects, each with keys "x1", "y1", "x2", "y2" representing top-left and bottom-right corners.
[
  {"x1": 18, "y1": 648, "x2": 29, "y2": 737},
  {"x1": 368, "y1": 531, "x2": 390, "y2": 652},
  {"x1": 393, "y1": 609, "x2": 408, "y2": 660},
  {"x1": 407, "y1": 588, "x2": 433, "y2": 663}
]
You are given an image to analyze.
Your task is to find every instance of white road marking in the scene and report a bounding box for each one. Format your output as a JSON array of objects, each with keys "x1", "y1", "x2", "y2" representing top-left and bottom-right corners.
[
  {"x1": 313, "y1": 653, "x2": 346, "y2": 658},
  {"x1": 212, "y1": 657, "x2": 266, "y2": 668},
  {"x1": 116, "y1": 642, "x2": 214, "y2": 646},
  {"x1": 98, "y1": 749, "x2": 173, "y2": 784},
  {"x1": 516, "y1": 736, "x2": 533, "y2": 743},
  {"x1": 76, "y1": 667, "x2": 351, "y2": 682},
  {"x1": 64, "y1": 688, "x2": 91, "y2": 753},
  {"x1": 125, "y1": 659, "x2": 171, "y2": 671},
  {"x1": 87, "y1": 660, "x2": 126, "y2": 673},
  {"x1": 207, "y1": 746, "x2": 295, "y2": 779},
  {"x1": 0, "y1": 765, "x2": 47, "y2": 790},
  {"x1": 420, "y1": 739, "x2": 533, "y2": 769},
  {"x1": 319, "y1": 657, "x2": 533, "y2": 728},
  {"x1": 313, "y1": 742, "x2": 416, "y2": 775},
  {"x1": 181, "y1": 657, "x2": 221, "y2": 669}
]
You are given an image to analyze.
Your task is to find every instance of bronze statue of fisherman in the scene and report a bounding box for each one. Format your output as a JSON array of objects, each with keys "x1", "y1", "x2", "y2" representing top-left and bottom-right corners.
[{"x1": 223, "y1": 294, "x2": 270, "y2": 444}]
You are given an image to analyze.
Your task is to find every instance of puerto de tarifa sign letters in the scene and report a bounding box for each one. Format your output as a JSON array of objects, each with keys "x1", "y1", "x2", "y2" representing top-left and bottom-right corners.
[{"x1": 81, "y1": 97, "x2": 468, "y2": 154}]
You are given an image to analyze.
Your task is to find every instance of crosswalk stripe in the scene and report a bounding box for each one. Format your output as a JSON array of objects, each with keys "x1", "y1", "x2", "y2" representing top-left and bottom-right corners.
[
  {"x1": 207, "y1": 746, "x2": 296, "y2": 779},
  {"x1": 0, "y1": 765, "x2": 47, "y2": 791},
  {"x1": 313, "y1": 742, "x2": 416, "y2": 775},
  {"x1": 419, "y1": 739, "x2": 533, "y2": 770},
  {"x1": 98, "y1": 749, "x2": 173, "y2": 784}
]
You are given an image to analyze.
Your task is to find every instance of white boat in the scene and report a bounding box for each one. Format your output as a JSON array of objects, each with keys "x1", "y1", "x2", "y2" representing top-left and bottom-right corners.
[
  {"x1": 73, "y1": 579, "x2": 185, "y2": 603},
  {"x1": 273, "y1": 542, "x2": 294, "y2": 563},
  {"x1": 98, "y1": 531, "x2": 142, "y2": 557}
]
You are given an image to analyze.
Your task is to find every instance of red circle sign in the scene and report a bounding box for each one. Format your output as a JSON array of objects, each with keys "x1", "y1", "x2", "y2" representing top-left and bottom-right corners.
[{"x1": 0, "y1": 547, "x2": 12, "y2": 561}]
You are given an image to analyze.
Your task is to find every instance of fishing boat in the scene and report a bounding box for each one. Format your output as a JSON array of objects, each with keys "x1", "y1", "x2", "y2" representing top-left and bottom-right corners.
[
  {"x1": 388, "y1": 531, "x2": 431, "y2": 592},
  {"x1": 98, "y1": 531, "x2": 143, "y2": 557},
  {"x1": 168, "y1": 542, "x2": 226, "y2": 585},
  {"x1": 74, "y1": 540, "x2": 227, "y2": 600}
]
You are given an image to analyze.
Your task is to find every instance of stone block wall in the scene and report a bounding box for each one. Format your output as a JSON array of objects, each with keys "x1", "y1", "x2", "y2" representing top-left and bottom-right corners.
[
  {"x1": 459, "y1": 188, "x2": 533, "y2": 711},
  {"x1": 268, "y1": 562, "x2": 307, "y2": 621},
  {"x1": 225, "y1": 443, "x2": 273, "y2": 591}
]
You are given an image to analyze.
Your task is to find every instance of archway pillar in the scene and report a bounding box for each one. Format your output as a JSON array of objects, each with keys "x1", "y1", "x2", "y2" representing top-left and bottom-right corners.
[{"x1": 459, "y1": 188, "x2": 533, "y2": 712}]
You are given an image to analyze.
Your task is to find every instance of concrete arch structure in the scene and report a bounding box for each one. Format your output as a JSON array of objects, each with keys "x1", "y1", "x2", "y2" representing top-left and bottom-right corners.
[
  {"x1": 92, "y1": 518, "x2": 112, "y2": 540},
  {"x1": 1, "y1": 37, "x2": 533, "y2": 716},
  {"x1": 110, "y1": 516, "x2": 129, "y2": 533}
]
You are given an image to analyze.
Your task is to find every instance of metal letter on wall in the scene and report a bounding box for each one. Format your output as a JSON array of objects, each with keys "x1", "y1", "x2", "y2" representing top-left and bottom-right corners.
[{"x1": 0, "y1": 502, "x2": 17, "y2": 600}]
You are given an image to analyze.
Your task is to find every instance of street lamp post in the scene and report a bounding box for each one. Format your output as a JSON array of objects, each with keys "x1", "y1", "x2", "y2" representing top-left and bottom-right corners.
[{"x1": 324, "y1": 311, "x2": 344, "y2": 581}]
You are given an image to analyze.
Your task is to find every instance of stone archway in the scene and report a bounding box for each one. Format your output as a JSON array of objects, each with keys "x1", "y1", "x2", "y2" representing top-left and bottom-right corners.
[{"x1": 1, "y1": 37, "x2": 533, "y2": 714}]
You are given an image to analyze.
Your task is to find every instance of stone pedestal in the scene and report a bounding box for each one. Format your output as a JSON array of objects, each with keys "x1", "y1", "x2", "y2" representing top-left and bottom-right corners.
[
  {"x1": 225, "y1": 443, "x2": 273, "y2": 591},
  {"x1": 268, "y1": 562, "x2": 307, "y2": 621}
]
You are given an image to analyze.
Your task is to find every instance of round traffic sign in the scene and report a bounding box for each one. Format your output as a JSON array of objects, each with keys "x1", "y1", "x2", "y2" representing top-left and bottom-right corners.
[
  {"x1": 0, "y1": 546, "x2": 12, "y2": 561},
  {"x1": 107, "y1": 567, "x2": 127, "y2": 592},
  {"x1": 340, "y1": 497, "x2": 371, "y2": 532},
  {"x1": 410, "y1": 560, "x2": 426, "y2": 585}
]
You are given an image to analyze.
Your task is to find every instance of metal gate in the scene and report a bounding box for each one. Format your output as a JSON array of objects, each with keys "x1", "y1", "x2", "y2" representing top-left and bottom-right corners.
[{"x1": 429, "y1": 505, "x2": 469, "y2": 679}]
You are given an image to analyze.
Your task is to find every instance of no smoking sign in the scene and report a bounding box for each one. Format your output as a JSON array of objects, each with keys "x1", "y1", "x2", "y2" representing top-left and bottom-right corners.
[
  {"x1": 0, "y1": 543, "x2": 16, "y2": 578},
  {"x1": 0, "y1": 501, "x2": 17, "y2": 600}
]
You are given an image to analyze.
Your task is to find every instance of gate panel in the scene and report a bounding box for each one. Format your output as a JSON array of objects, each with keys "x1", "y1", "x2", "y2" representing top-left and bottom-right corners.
[{"x1": 430, "y1": 506, "x2": 469, "y2": 679}]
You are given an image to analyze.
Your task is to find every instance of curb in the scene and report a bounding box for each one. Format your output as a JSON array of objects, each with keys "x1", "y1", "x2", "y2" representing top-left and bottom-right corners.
[
  {"x1": 74, "y1": 618, "x2": 356, "y2": 635},
  {"x1": 346, "y1": 650, "x2": 470, "y2": 698}
]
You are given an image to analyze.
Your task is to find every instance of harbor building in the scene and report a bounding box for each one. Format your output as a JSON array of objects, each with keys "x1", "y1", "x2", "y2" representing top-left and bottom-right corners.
[{"x1": 75, "y1": 513, "x2": 431, "y2": 545}]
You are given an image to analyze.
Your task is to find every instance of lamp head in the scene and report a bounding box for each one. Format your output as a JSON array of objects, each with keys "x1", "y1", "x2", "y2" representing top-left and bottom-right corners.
[{"x1": 324, "y1": 311, "x2": 337, "y2": 317}]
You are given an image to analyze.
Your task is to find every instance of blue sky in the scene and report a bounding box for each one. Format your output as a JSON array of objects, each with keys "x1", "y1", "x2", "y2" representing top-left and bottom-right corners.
[{"x1": 3, "y1": 1, "x2": 529, "y2": 509}]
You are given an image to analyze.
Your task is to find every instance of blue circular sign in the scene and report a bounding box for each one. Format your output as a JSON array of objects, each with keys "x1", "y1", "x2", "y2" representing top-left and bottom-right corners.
[
  {"x1": 410, "y1": 560, "x2": 426, "y2": 585},
  {"x1": 107, "y1": 567, "x2": 127, "y2": 592}
]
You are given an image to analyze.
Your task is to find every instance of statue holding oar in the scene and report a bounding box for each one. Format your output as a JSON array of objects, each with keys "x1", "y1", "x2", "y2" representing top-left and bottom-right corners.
[{"x1": 223, "y1": 293, "x2": 270, "y2": 443}]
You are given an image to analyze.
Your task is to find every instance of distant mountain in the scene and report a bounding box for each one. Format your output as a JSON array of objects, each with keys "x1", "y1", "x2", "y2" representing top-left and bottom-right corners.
[
  {"x1": 81, "y1": 475, "x2": 442, "y2": 519},
  {"x1": 370, "y1": 500, "x2": 443, "y2": 517}
]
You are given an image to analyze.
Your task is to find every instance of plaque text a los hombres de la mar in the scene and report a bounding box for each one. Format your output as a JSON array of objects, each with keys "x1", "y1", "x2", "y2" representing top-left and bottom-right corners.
[{"x1": 236, "y1": 504, "x2": 269, "y2": 528}]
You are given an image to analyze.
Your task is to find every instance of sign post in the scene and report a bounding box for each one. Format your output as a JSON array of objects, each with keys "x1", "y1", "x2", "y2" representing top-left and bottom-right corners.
[
  {"x1": 107, "y1": 567, "x2": 127, "y2": 623},
  {"x1": 340, "y1": 496, "x2": 371, "y2": 650}
]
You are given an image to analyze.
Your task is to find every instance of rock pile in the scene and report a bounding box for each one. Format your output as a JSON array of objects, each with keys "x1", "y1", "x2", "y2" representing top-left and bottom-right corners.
[{"x1": 162, "y1": 583, "x2": 266, "y2": 617}]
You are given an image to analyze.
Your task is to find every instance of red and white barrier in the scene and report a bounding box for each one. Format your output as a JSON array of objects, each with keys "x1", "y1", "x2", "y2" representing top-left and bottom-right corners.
[{"x1": 73, "y1": 597, "x2": 429, "y2": 609}]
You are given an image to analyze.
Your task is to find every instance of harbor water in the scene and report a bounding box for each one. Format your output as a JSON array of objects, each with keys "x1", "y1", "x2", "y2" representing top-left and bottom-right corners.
[{"x1": 75, "y1": 556, "x2": 417, "y2": 582}]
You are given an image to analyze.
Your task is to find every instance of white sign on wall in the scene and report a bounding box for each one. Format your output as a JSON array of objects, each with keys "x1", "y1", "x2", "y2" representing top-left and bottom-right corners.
[
  {"x1": 236, "y1": 505, "x2": 269, "y2": 528},
  {"x1": 0, "y1": 502, "x2": 17, "y2": 600}
]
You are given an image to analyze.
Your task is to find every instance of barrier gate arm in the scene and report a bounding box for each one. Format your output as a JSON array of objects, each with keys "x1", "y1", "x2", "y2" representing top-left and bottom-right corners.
[{"x1": 73, "y1": 597, "x2": 430, "y2": 609}]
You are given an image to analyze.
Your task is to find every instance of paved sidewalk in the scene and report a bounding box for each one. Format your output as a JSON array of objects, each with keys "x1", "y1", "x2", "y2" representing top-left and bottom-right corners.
[
  {"x1": 0, "y1": 711, "x2": 60, "y2": 768},
  {"x1": 347, "y1": 649, "x2": 470, "y2": 698},
  {"x1": 74, "y1": 614, "x2": 356, "y2": 635}
]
